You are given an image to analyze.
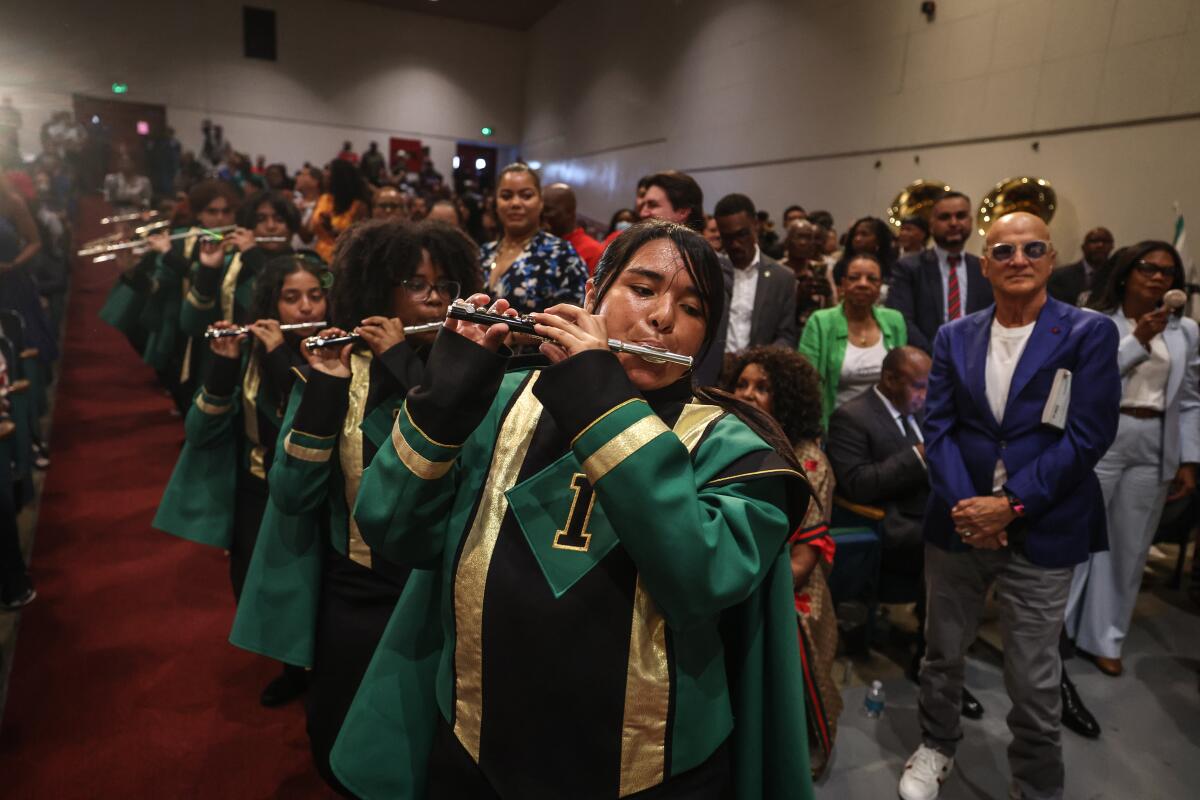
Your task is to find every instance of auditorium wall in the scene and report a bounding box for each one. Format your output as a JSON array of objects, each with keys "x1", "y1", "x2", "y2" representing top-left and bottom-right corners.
[
  {"x1": 0, "y1": 0, "x2": 525, "y2": 176},
  {"x1": 523, "y1": 0, "x2": 1200, "y2": 261}
]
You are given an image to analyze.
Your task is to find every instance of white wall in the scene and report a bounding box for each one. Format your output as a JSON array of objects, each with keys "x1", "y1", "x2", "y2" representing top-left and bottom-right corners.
[
  {"x1": 0, "y1": 0, "x2": 525, "y2": 177},
  {"x1": 524, "y1": 0, "x2": 1200, "y2": 261}
]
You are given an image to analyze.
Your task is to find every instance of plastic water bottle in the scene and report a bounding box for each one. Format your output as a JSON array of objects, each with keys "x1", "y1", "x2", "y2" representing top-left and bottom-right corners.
[{"x1": 862, "y1": 680, "x2": 886, "y2": 718}]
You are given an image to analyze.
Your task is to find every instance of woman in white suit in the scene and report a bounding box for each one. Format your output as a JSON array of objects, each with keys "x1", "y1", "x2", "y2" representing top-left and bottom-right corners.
[{"x1": 1066, "y1": 241, "x2": 1200, "y2": 676}]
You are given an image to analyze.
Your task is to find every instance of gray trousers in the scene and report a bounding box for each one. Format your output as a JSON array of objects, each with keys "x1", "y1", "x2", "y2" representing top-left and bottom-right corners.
[
  {"x1": 920, "y1": 543, "x2": 1073, "y2": 800},
  {"x1": 1066, "y1": 415, "x2": 1170, "y2": 659}
]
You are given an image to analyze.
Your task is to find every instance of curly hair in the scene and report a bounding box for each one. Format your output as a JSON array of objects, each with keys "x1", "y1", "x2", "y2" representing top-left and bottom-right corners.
[
  {"x1": 327, "y1": 218, "x2": 423, "y2": 328},
  {"x1": 248, "y1": 253, "x2": 331, "y2": 325},
  {"x1": 722, "y1": 345, "x2": 824, "y2": 445}
]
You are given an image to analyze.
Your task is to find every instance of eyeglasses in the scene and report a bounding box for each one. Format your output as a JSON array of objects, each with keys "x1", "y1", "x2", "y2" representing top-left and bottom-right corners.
[
  {"x1": 986, "y1": 240, "x2": 1050, "y2": 262},
  {"x1": 1133, "y1": 262, "x2": 1176, "y2": 279},
  {"x1": 399, "y1": 278, "x2": 460, "y2": 300}
]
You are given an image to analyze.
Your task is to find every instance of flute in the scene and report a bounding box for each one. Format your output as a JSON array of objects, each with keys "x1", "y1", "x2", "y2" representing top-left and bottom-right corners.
[
  {"x1": 204, "y1": 321, "x2": 328, "y2": 340},
  {"x1": 302, "y1": 321, "x2": 444, "y2": 350},
  {"x1": 77, "y1": 225, "x2": 237, "y2": 257},
  {"x1": 446, "y1": 300, "x2": 694, "y2": 368}
]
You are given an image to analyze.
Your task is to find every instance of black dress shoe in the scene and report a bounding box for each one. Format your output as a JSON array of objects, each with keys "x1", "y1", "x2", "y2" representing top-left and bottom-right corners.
[
  {"x1": 260, "y1": 665, "x2": 308, "y2": 708},
  {"x1": 1061, "y1": 671, "x2": 1100, "y2": 738},
  {"x1": 960, "y1": 688, "x2": 984, "y2": 719}
]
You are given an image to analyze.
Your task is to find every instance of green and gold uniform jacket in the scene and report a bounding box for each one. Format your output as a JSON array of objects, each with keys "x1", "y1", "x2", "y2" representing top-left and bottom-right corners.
[
  {"x1": 229, "y1": 341, "x2": 426, "y2": 667},
  {"x1": 139, "y1": 226, "x2": 212, "y2": 373},
  {"x1": 152, "y1": 344, "x2": 303, "y2": 548},
  {"x1": 347, "y1": 331, "x2": 813, "y2": 799},
  {"x1": 98, "y1": 249, "x2": 156, "y2": 354},
  {"x1": 179, "y1": 245, "x2": 287, "y2": 336}
]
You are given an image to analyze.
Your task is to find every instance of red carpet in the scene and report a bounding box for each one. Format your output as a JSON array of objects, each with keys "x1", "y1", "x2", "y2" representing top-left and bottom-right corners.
[{"x1": 0, "y1": 198, "x2": 331, "y2": 799}]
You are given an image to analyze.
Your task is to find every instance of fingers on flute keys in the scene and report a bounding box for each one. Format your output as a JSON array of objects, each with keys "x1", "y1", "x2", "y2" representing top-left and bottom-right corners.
[{"x1": 447, "y1": 294, "x2": 517, "y2": 352}]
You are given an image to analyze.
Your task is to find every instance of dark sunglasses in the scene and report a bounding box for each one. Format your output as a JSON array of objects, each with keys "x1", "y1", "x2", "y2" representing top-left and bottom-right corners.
[
  {"x1": 986, "y1": 240, "x2": 1050, "y2": 262},
  {"x1": 1133, "y1": 262, "x2": 1176, "y2": 279},
  {"x1": 399, "y1": 278, "x2": 460, "y2": 300}
]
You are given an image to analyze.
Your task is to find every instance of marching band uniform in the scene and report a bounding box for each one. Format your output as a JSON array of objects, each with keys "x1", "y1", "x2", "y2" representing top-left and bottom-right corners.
[
  {"x1": 231, "y1": 338, "x2": 427, "y2": 790},
  {"x1": 329, "y1": 331, "x2": 815, "y2": 800}
]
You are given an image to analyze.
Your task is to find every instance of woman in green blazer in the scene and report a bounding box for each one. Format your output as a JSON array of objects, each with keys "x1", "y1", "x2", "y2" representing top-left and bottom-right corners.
[{"x1": 798, "y1": 253, "x2": 907, "y2": 428}]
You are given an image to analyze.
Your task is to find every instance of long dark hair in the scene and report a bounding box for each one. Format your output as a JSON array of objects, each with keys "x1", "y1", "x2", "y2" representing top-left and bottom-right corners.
[
  {"x1": 237, "y1": 189, "x2": 301, "y2": 233},
  {"x1": 328, "y1": 159, "x2": 367, "y2": 215},
  {"x1": 594, "y1": 220, "x2": 811, "y2": 488},
  {"x1": 328, "y1": 218, "x2": 423, "y2": 327},
  {"x1": 1087, "y1": 240, "x2": 1184, "y2": 314},
  {"x1": 833, "y1": 216, "x2": 895, "y2": 283},
  {"x1": 246, "y1": 254, "x2": 332, "y2": 376}
]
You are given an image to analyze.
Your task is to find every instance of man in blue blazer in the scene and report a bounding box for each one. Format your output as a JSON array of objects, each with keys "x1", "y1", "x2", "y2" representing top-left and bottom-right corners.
[
  {"x1": 898, "y1": 213, "x2": 1120, "y2": 800},
  {"x1": 888, "y1": 191, "x2": 994, "y2": 354}
]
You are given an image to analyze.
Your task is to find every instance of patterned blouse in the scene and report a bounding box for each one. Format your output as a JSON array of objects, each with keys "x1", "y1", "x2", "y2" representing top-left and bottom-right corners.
[{"x1": 479, "y1": 230, "x2": 587, "y2": 314}]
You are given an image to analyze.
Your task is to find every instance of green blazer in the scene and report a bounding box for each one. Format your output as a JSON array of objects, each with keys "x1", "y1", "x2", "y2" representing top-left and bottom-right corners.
[{"x1": 798, "y1": 303, "x2": 907, "y2": 428}]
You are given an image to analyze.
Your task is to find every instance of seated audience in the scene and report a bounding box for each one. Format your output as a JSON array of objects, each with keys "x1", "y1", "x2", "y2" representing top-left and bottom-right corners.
[
  {"x1": 1047, "y1": 226, "x2": 1115, "y2": 306},
  {"x1": 1067, "y1": 241, "x2": 1200, "y2": 677},
  {"x1": 887, "y1": 190, "x2": 993, "y2": 353},
  {"x1": 371, "y1": 185, "x2": 407, "y2": 220},
  {"x1": 799, "y1": 253, "x2": 906, "y2": 428},
  {"x1": 479, "y1": 162, "x2": 586, "y2": 315},
  {"x1": 713, "y1": 192, "x2": 798, "y2": 353},
  {"x1": 782, "y1": 220, "x2": 834, "y2": 329},
  {"x1": 726, "y1": 344, "x2": 841, "y2": 777},
  {"x1": 541, "y1": 182, "x2": 604, "y2": 274}
]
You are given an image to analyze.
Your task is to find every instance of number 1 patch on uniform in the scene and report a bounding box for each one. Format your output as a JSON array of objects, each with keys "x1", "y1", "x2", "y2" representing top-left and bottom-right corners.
[{"x1": 506, "y1": 456, "x2": 618, "y2": 598}]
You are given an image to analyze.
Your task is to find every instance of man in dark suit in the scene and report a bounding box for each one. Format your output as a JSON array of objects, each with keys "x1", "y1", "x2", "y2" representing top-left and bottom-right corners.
[
  {"x1": 897, "y1": 212, "x2": 1119, "y2": 800},
  {"x1": 828, "y1": 346, "x2": 983, "y2": 720},
  {"x1": 887, "y1": 191, "x2": 993, "y2": 353},
  {"x1": 712, "y1": 193, "x2": 798, "y2": 356},
  {"x1": 1046, "y1": 226, "x2": 1114, "y2": 305}
]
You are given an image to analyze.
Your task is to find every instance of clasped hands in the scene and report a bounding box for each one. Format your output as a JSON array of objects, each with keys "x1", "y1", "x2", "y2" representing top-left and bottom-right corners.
[
  {"x1": 445, "y1": 292, "x2": 608, "y2": 364},
  {"x1": 951, "y1": 495, "x2": 1016, "y2": 550}
]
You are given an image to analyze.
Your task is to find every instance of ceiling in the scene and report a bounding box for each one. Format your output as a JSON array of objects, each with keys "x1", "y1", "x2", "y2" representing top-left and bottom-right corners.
[{"x1": 356, "y1": 0, "x2": 562, "y2": 31}]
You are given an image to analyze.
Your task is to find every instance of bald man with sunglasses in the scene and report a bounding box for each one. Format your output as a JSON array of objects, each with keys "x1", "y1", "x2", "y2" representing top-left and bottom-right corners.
[{"x1": 898, "y1": 213, "x2": 1120, "y2": 800}]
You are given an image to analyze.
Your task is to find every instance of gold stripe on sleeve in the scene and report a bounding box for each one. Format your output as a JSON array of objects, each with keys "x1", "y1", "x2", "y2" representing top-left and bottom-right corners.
[
  {"x1": 283, "y1": 431, "x2": 333, "y2": 463},
  {"x1": 580, "y1": 415, "x2": 669, "y2": 484},
  {"x1": 194, "y1": 394, "x2": 232, "y2": 415},
  {"x1": 185, "y1": 287, "x2": 216, "y2": 310},
  {"x1": 391, "y1": 422, "x2": 455, "y2": 480}
]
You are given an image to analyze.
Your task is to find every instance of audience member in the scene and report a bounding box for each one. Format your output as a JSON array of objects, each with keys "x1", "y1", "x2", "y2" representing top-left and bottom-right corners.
[
  {"x1": 1066, "y1": 241, "x2": 1199, "y2": 677},
  {"x1": 638, "y1": 170, "x2": 705, "y2": 231},
  {"x1": 898, "y1": 212, "x2": 1119, "y2": 800},
  {"x1": 426, "y1": 199, "x2": 462, "y2": 229},
  {"x1": 713, "y1": 192, "x2": 798, "y2": 353},
  {"x1": 702, "y1": 213, "x2": 723, "y2": 252},
  {"x1": 102, "y1": 152, "x2": 152, "y2": 211},
  {"x1": 1047, "y1": 226, "x2": 1115, "y2": 306},
  {"x1": 541, "y1": 182, "x2": 604, "y2": 274},
  {"x1": 308, "y1": 159, "x2": 369, "y2": 263},
  {"x1": 479, "y1": 162, "x2": 586, "y2": 315},
  {"x1": 604, "y1": 207, "x2": 637, "y2": 239},
  {"x1": 726, "y1": 344, "x2": 841, "y2": 776},
  {"x1": 888, "y1": 191, "x2": 993, "y2": 353},
  {"x1": 335, "y1": 140, "x2": 358, "y2": 165},
  {"x1": 0, "y1": 350, "x2": 32, "y2": 609},
  {"x1": 832, "y1": 216, "x2": 897, "y2": 285},
  {"x1": 757, "y1": 209, "x2": 785, "y2": 259},
  {"x1": 799, "y1": 253, "x2": 907, "y2": 428},
  {"x1": 897, "y1": 214, "x2": 930, "y2": 258},
  {"x1": 409, "y1": 195, "x2": 428, "y2": 222},
  {"x1": 783, "y1": 204, "x2": 807, "y2": 227},
  {"x1": 371, "y1": 185, "x2": 407, "y2": 220},
  {"x1": 360, "y1": 141, "x2": 386, "y2": 186}
]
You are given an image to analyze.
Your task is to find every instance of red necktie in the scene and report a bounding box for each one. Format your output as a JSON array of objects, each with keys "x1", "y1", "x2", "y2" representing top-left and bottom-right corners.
[{"x1": 947, "y1": 254, "x2": 962, "y2": 320}]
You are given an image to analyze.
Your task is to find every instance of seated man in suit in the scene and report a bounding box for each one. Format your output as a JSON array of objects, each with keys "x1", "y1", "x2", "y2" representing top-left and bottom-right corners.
[
  {"x1": 1046, "y1": 226, "x2": 1114, "y2": 306},
  {"x1": 897, "y1": 211, "x2": 1119, "y2": 800},
  {"x1": 713, "y1": 192, "x2": 799, "y2": 354},
  {"x1": 826, "y1": 346, "x2": 983, "y2": 720},
  {"x1": 887, "y1": 190, "x2": 993, "y2": 353}
]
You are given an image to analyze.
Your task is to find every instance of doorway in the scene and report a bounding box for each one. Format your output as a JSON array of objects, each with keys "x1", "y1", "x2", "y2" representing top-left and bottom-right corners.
[
  {"x1": 72, "y1": 94, "x2": 167, "y2": 176},
  {"x1": 454, "y1": 143, "x2": 498, "y2": 197}
]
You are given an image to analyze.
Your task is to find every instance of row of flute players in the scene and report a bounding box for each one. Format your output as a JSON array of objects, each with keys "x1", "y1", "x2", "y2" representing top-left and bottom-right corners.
[{"x1": 121, "y1": 213, "x2": 822, "y2": 799}]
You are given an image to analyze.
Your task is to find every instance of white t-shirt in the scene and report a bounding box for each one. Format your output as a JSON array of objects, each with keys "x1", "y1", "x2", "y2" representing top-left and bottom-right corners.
[
  {"x1": 726, "y1": 247, "x2": 761, "y2": 353},
  {"x1": 837, "y1": 340, "x2": 887, "y2": 408},
  {"x1": 986, "y1": 318, "x2": 1036, "y2": 490}
]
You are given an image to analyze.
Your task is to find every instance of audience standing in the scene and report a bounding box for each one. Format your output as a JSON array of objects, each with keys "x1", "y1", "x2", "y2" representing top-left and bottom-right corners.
[
  {"x1": 541, "y1": 182, "x2": 604, "y2": 274},
  {"x1": 1047, "y1": 226, "x2": 1115, "y2": 306},
  {"x1": 897, "y1": 214, "x2": 930, "y2": 258},
  {"x1": 308, "y1": 159, "x2": 369, "y2": 263}
]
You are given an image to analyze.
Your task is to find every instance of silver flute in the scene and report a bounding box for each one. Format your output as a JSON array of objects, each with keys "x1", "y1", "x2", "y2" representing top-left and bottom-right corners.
[
  {"x1": 78, "y1": 225, "x2": 237, "y2": 257},
  {"x1": 302, "y1": 321, "x2": 444, "y2": 350},
  {"x1": 446, "y1": 300, "x2": 693, "y2": 367},
  {"x1": 205, "y1": 321, "x2": 328, "y2": 340}
]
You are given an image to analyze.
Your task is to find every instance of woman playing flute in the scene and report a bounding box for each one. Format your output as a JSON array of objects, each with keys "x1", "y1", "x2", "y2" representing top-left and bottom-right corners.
[
  {"x1": 332, "y1": 220, "x2": 816, "y2": 800},
  {"x1": 230, "y1": 219, "x2": 481, "y2": 793},
  {"x1": 154, "y1": 253, "x2": 330, "y2": 706}
]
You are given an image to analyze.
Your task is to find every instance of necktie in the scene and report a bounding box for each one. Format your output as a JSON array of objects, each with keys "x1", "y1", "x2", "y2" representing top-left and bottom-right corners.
[
  {"x1": 947, "y1": 254, "x2": 962, "y2": 320},
  {"x1": 900, "y1": 414, "x2": 921, "y2": 446}
]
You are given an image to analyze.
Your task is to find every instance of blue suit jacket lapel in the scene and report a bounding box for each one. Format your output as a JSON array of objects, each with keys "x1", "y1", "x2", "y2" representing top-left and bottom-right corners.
[
  {"x1": 1005, "y1": 298, "x2": 1070, "y2": 418},
  {"x1": 964, "y1": 309, "x2": 996, "y2": 428}
]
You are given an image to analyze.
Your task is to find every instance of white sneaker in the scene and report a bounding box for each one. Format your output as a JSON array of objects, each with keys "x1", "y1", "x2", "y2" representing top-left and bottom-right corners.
[{"x1": 898, "y1": 744, "x2": 954, "y2": 800}]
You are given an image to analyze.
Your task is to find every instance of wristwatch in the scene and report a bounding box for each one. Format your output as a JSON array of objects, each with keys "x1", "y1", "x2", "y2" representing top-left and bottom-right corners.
[{"x1": 1005, "y1": 491, "x2": 1025, "y2": 517}]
